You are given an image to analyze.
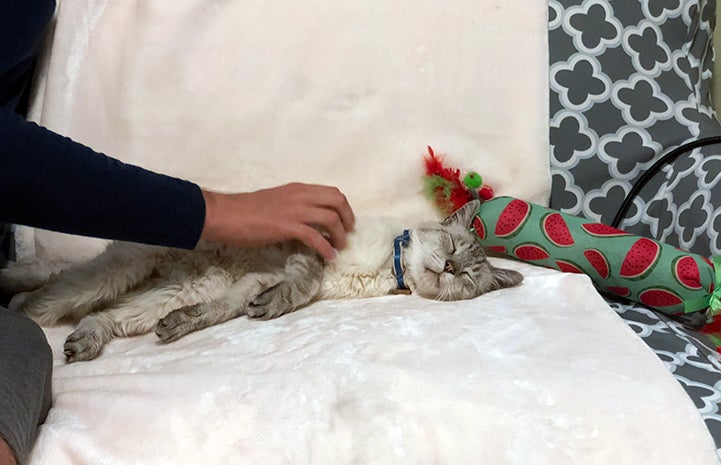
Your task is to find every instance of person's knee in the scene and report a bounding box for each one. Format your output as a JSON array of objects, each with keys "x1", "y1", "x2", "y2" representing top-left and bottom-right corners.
[
  {"x1": 0, "y1": 308, "x2": 49, "y2": 346},
  {"x1": 0, "y1": 310, "x2": 52, "y2": 364},
  {"x1": 0, "y1": 308, "x2": 53, "y2": 464},
  {"x1": 0, "y1": 308, "x2": 53, "y2": 403}
]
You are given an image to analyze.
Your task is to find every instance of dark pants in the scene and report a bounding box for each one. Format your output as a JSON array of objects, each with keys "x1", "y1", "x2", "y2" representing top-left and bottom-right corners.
[{"x1": 0, "y1": 307, "x2": 52, "y2": 464}]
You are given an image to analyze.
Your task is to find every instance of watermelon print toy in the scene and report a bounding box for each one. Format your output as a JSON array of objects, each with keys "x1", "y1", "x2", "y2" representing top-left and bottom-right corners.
[
  {"x1": 475, "y1": 196, "x2": 717, "y2": 318},
  {"x1": 421, "y1": 151, "x2": 721, "y2": 341}
]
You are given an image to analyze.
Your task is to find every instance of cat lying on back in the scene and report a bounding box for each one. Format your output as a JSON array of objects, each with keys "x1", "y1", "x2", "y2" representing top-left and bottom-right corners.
[{"x1": 0, "y1": 200, "x2": 522, "y2": 362}]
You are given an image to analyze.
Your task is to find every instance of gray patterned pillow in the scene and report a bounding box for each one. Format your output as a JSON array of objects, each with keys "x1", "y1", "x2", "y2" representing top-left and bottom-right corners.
[{"x1": 549, "y1": 0, "x2": 721, "y2": 257}]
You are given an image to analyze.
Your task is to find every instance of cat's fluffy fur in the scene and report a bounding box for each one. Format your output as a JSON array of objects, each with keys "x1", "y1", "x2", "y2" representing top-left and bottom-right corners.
[{"x1": 0, "y1": 201, "x2": 522, "y2": 362}]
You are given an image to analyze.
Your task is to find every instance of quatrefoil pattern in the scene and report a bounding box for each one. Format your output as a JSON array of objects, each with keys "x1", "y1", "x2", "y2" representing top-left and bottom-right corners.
[
  {"x1": 550, "y1": 0, "x2": 721, "y2": 454},
  {"x1": 550, "y1": 0, "x2": 720, "y2": 256}
]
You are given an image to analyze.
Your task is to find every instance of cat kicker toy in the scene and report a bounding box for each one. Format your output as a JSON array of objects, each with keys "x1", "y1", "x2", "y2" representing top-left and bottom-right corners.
[
  {"x1": 423, "y1": 146, "x2": 494, "y2": 214},
  {"x1": 423, "y1": 147, "x2": 721, "y2": 350}
]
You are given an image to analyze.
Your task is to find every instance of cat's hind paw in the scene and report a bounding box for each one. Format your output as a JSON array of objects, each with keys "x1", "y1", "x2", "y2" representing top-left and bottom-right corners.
[
  {"x1": 64, "y1": 328, "x2": 103, "y2": 362},
  {"x1": 247, "y1": 282, "x2": 298, "y2": 320},
  {"x1": 155, "y1": 305, "x2": 202, "y2": 343}
]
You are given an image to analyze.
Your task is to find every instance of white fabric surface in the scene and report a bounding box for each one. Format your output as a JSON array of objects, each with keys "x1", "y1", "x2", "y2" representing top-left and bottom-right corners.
[
  {"x1": 20, "y1": 0, "x2": 550, "y2": 262},
  {"x1": 30, "y1": 260, "x2": 720, "y2": 464},
  {"x1": 19, "y1": 1, "x2": 721, "y2": 464}
]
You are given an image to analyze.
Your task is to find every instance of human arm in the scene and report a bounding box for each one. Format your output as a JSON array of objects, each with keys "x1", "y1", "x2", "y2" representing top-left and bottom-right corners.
[
  {"x1": 0, "y1": 108, "x2": 206, "y2": 249},
  {"x1": 0, "y1": 108, "x2": 355, "y2": 259}
]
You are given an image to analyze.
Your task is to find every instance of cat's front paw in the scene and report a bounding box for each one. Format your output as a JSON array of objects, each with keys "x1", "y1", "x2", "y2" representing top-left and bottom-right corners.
[
  {"x1": 64, "y1": 328, "x2": 103, "y2": 362},
  {"x1": 155, "y1": 305, "x2": 202, "y2": 343}
]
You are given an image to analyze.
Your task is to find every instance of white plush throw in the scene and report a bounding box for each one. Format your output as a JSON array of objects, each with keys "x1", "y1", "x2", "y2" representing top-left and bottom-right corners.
[
  {"x1": 19, "y1": 1, "x2": 721, "y2": 464},
  {"x1": 31, "y1": 261, "x2": 720, "y2": 464},
  {"x1": 22, "y1": 0, "x2": 550, "y2": 261}
]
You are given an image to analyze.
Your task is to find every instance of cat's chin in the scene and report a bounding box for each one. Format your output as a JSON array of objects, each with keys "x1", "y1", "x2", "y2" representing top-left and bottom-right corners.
[
  {"x1": 413, "y1": 288, "x2": 442, "y2": 301},
  {"x1": 407, "y1": 270, "x2": 443, "y2": 300}
]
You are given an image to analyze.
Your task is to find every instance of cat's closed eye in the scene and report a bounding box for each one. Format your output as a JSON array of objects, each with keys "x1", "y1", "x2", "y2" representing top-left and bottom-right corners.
[{"x1": 444, "y1": 232, "x2": 457, "y2": 255}]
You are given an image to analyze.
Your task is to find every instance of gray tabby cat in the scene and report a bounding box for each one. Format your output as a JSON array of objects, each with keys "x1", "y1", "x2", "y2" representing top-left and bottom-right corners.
[{"x1": 0, "y1": 200, "x2": 522, "y2": 362}]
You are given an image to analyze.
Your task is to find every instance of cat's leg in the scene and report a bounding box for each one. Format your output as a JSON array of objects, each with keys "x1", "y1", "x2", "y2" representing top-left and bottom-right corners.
[
  {"x1": 246, "y1": 252, "x2": 325, "y2": 319},
  {"x1": 155, "y1": 252, "x2": 324, "y2": 342},
  {"x1": 20, "y1": 242, "x2": 164, "y2": 326},
  {"x1": 63, "y1": 312, "x2": 116, "y2": 362},
  {"x1": 63, "y1": 266, "x2": 233, "y2": 362},
  {"x1": 154, "y1": 272, "x2": 281, "y2": 343}
]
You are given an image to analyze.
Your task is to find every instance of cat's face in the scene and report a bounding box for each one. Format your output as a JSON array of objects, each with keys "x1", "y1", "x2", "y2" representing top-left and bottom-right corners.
[{"x1": 403, "y1": 200, "x2": 523, "y2": 301}]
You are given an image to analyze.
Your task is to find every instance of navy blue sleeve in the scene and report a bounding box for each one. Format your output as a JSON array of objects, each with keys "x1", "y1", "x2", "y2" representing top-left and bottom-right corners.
[{"x1": 0, "y1": 108, "x2": 206, "y2": 249}]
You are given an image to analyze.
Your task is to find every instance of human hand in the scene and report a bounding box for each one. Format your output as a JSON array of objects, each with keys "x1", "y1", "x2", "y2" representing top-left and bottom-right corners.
[
  {"x1": 199, "y1": 183, "x2": 355, "y2": 260},
  {"x1": 0, "y1": 436, "x2": 16, "y2": 465}
]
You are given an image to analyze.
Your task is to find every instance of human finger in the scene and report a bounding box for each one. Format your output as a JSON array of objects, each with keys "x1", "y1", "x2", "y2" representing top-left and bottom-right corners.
[
  {"x1": 324, "y1": 188, "x2": 355, "y2": 233},
  {"x1": 291, "y1": 224, "x2": 337, "y2": 261},
  {"x1": 295, "y1": 184, "x2": 355, "y2": 232},
  {"x1": 308, "y1": 206, "x2": 348, "y2": 251}
]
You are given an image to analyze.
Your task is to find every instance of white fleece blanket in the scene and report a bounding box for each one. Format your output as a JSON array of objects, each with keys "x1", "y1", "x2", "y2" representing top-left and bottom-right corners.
[
  {"x1": 30, "y1": 261, "x2": 719, "y2": 464},
  {"x1": 21, "y1": 0, "x2": 550, "y2": 261},
  {"x1": 19, "y1": 1, "x2": 721, "y2": 464}
]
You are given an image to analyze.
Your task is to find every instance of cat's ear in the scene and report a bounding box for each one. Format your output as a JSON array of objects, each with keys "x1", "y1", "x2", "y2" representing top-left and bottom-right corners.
[
  {"x1": 490, "y1": 267, "x2": 523, "y2": 290},
  {"x1": 443, "y1": 199, "x2": 481, "y2": 227}
]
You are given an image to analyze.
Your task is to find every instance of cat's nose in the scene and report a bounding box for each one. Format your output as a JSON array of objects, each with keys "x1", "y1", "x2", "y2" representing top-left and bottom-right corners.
[{"x1": 443, "y1": 260, "x2": 455, "y2": 274}]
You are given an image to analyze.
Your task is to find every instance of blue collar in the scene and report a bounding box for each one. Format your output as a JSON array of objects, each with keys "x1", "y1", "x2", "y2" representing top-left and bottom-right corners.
[{"x1": 392, "y1": 230, "x2": 411, "y2": 294}]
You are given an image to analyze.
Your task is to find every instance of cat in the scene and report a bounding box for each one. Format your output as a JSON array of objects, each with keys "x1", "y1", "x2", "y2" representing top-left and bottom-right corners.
[{"x1": 0, "y1": 200, "x2": 522, "y2": 362}]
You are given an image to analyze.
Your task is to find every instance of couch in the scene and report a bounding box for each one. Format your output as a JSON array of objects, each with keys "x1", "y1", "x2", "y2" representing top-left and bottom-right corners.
[{"x1": 8, "y1": 0, "x2": 721, "y2": 463}]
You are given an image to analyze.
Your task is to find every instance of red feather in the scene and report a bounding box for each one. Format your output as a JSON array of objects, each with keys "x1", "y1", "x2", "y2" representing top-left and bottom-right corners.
[
  {"x1": 423, "y1": 146, "x2": 474, "y2": 213},
  {"x1": 424, "y1": 146, "x2": 460, "y2": 180}
]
